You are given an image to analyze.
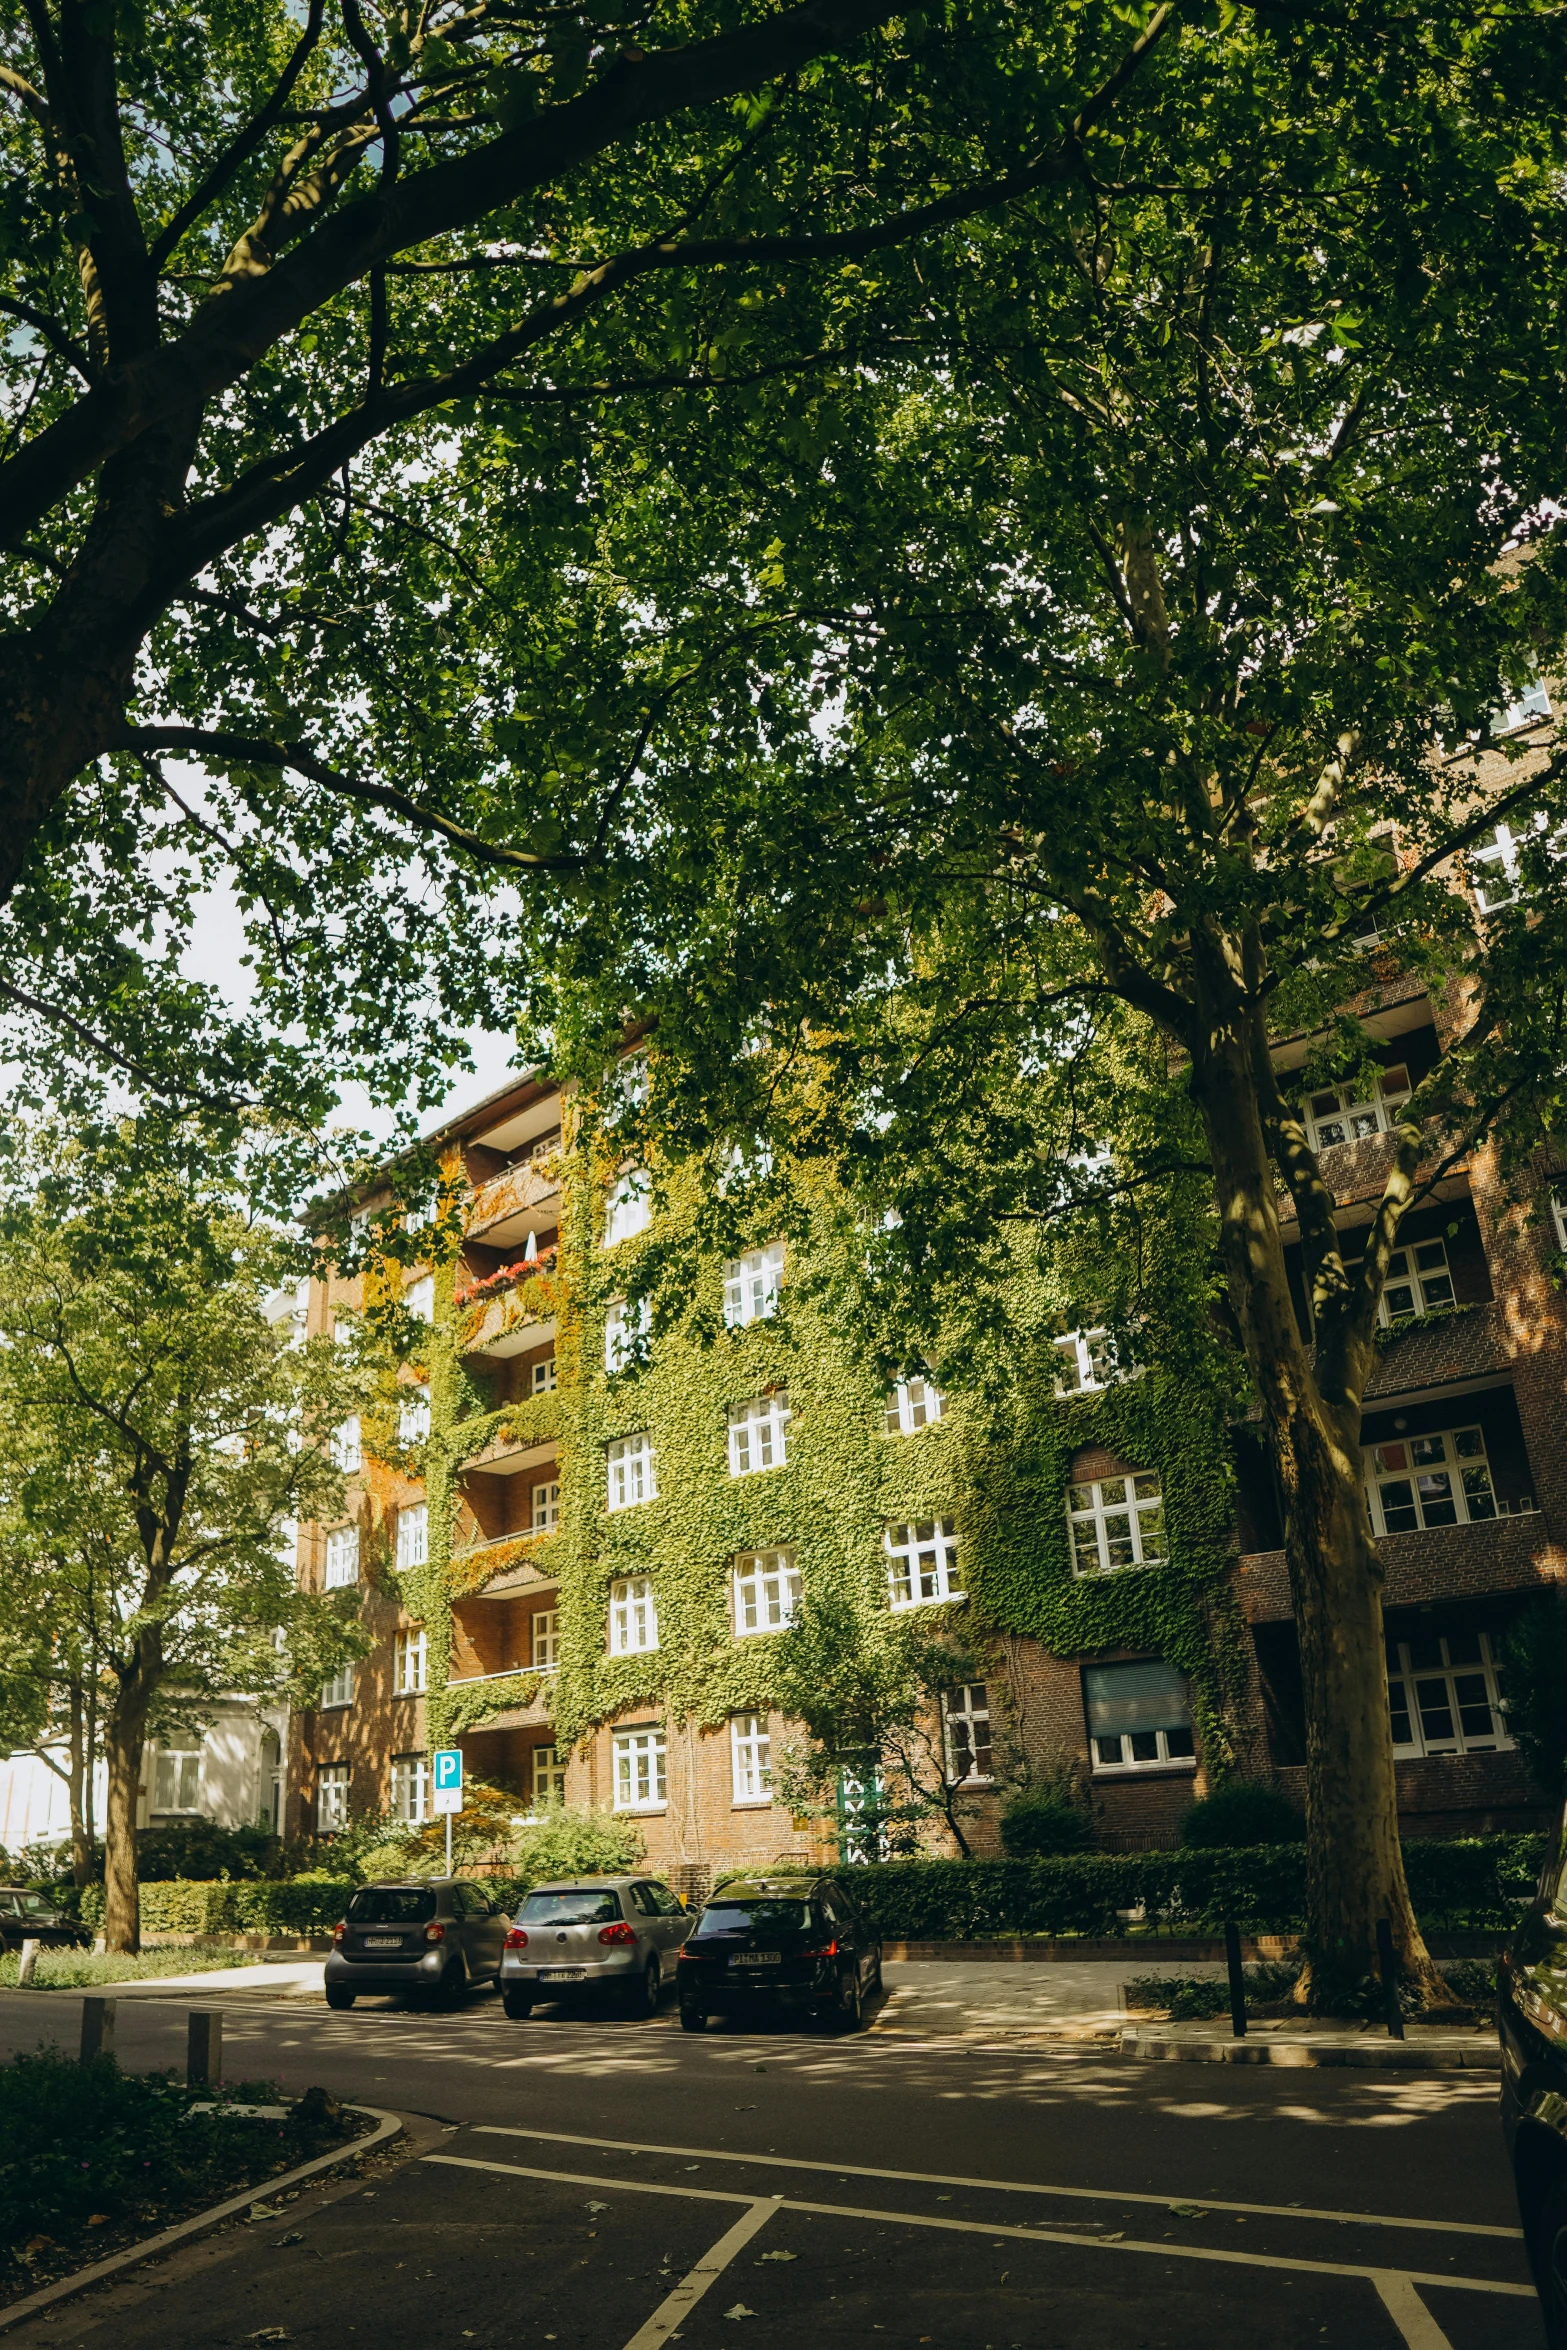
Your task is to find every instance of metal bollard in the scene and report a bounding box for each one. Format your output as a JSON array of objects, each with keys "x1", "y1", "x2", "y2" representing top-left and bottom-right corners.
[
  {"x1": 17, "y1": 1938, "x2": 39, "y2": 1986},
  {"x1": 1375, "y1": 1917, "x2": 1405, "y2": 2040},
  {"x1": 1223, "y1": 1921, "x2": 1247, "y2": 2040},
  {"x1": 80, "y1": 1996, "x2": 116, "y2": 2062},
  {"x1": 187, "y1": 2009, "x2": 222, "y2": 2089}
]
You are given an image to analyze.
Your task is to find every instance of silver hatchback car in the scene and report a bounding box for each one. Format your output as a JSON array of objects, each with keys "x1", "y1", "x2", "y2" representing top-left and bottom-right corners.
[{"x1": 500, "y1": 1875, "x2": 691, "y2": 2019}]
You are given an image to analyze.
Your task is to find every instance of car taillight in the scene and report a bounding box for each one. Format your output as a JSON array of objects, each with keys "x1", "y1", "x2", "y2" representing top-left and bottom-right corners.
[
  {"x1": 504, "y1": 1927, "x2": 528, "y2": 1949},
  {"x1": 423, "y1": 1921, "x2": 447, "y2": 1943},
  {"x1": 597, "y1": 1921, "x2": 637, "y2": 1946},
  {"x1": 802, "y1": 1940, "x2": 839, "y2": 1959},
  {"x1": 332, "y1": 1921, "x2": 346, "y2": 1944}
]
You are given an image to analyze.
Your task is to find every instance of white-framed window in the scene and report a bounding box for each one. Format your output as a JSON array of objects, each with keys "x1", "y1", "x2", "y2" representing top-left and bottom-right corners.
[
  {"x1": 324, "y1": 1525, "x2": 360, "y2": 1588},
  {"x1": 1380, "y1": 1238, "x2": 1456, "y2": 1322},
  {"x1": 1301, "y1": 1063, "x2": 1412, "y2": 1151},
  {"x1": 320, "y1": 1661, "x2": 356, "y2": 1710},
  {"x1": 532, "y1": 1743, "x2": 568, "y2": 1806},
  {"x1": 532, "y1": 1353, "x2": 558, "y2": 1394},
  {"x1": 718, "y1": 1139, "x2": 774, "y2": 1194},
  {"x1": 331, "y1": 1416, "x2": 362, "y2": 1473},
  {"x1": 394, "y1": 1626, "x2": 428, "y2": 1694},
  {"x1": 1494, "y1": 677, "x2": 1552, "y2": 735},
  {"x1": 607, "y1": 1051, "x2": 649, "y2": 1125},
  {"x1": 609, "y1": 1576, "x2": 659, "y2": 1654},
  {"x1": 731, "y1": 1712, "x2": 773, "y2": 1803},
  {"x1": 1388, "y1": 1627, "x2": 1512, "y2": 1758},
  {"x1": 405, "y1": 1273, "x2": 435, "y2": 1320},
  {"x1": 316, "y1": 1762, "x2": 350, "y2": 1832},
  {"x1": 531, "y1": 1479, "x2": 560, "y2": 1533},
  {"x1": 531, "y1": 1609, "x2": 560, "y2": 1669},
  {"x1": 606, "y1": 1430, "x2": 657, "y2": 1509},
  {"x1": 390, "y1": 1752, "x2": 430, "y2": 1824},
  {"x1": 943, "y1": 1684, "x2": 993, "y2": 1783},
  {"x1": 885, "y1": 1375, "x2": 944, "y2": 1434},
  {"x1": 1364, "y1": 1425, "x2": 1499, "y2": 1535},
  {"x1": 395, "y1": 1502, "x2": 428, "y2": 1570},
  {"x1": 604, "y1": 1168, "x2": 651, "y2": 1246},
  {"x1": 723, "y1": 1242, "x2": 784, "y2": 1328},
  {"x1": 1068, "y1": 1471, "x2": 1167, "y2": 1576},
  {"x1": 604, "y1": 1295, "x2": 650, "y2": 1374},
  {"x1": 613, "y1": 1727, "x2": 667, "y2": 1811},
  {"x1": 733, "y1": 1549, "x2": 801, "y2": 1636},
  {"x1": 728, "y1": 1390, "x2": 790, "y2": 1476},
  {"x1": 152, "y1": 1750, "x2": 201, "y2": 1812},
  {"x1": 1085, "y1": 1660, "x2": 1196, "y2": 1774},
  {"x1": 1053, "y1": 1329, "x2": 1114, "y2": 1395},
  {"x1": 1552, "y1": 1189, "x2": 1567, "y2": 1253},
  {"x1": 399, "y1": 1383, "x2": 431, "y2": 1444},
  {"x1": 885, "y1": 1518, "x2": 962, "y2": 1608}
]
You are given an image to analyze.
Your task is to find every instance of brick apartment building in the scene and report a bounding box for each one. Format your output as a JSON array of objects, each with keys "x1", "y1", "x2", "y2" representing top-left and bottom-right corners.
[{"x1": 283, "y1": 723, "x2": 1567, "y2": 1884}]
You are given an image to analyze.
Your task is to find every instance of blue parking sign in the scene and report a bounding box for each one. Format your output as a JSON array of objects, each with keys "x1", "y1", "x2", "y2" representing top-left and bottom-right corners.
[{"x1": 432, "y1": 1747, "x2": 463, "y2": 1815}]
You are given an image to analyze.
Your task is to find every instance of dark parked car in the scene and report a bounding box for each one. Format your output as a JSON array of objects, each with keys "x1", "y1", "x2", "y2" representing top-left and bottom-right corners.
[
  {"x1": 500, "y1": 1875, "x2": 691, "y2": 2019},
  {"x1": 0, "y1": 1887, "x2": 89, "y2": 1953},
  {"x1": 1501, "y1": 1803, "x2": 1567, "y2": 2345},
  {"x1": 677, "y1": 1874, "x2": 881, "y2": 2033},
  {"x1": 325, "y1": 1879, "x2": 508, "y2": 2009}
]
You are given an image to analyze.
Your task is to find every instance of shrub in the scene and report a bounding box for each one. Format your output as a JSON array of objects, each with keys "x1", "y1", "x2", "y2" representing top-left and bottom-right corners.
[
  {"x1": 1000, "y1": 1796, "x2": 1095, "y2": 1858},
  {"x1": 137, "y1": 1880, "x2": 239, "y2": 1935},
  {"x1": 485, "y1": 1808, "x2": 648, "y2": 1913},
  {"x1": 136, "y1": 1821, "x2": 279, "y2": 1882},
  {"x1": 231, "y1": 1877, "x2": 357, "y2": 1935},
  {"x1": 1178, "y1": 1782, "x2": 1303, "y2": 1848}
]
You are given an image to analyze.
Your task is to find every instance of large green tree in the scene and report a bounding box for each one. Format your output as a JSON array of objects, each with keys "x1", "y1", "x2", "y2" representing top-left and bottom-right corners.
[
  {"x1": 0, "y1": 0, "x2": 1178, "y2": 1149},
  {"x1": 0, "y1": 1127, "x2": 371, "y2": 1947},
  {"x1": 488, "y1": 15, "x2": 1567, "y2": 2003}
]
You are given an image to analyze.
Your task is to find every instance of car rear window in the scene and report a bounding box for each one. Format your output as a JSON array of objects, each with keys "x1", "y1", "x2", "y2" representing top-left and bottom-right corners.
[
  {"x1": 16, "y1": 1894, "x2": 55, "y2": 1919},
  {"x1": 697, "y1": 1900, "x2": 813, "y2": 1934},
  {"x1": 347, "y1": 1887, "x2": 436, "y2": 1925},
  {"x1": 519, "y1": 1889, "x2": 622, "y2": 1926}
]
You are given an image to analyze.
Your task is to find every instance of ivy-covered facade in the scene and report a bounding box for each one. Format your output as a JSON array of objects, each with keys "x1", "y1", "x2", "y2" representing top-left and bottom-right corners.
[{"x1": 284, "y1": 1004, "x2": 1562, "y2": 1882}]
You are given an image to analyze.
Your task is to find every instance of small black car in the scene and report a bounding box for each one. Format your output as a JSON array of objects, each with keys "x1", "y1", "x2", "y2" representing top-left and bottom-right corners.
[
  {"x1": 677, "y1": 1874, "x2": 881, "y2": 2033},
  {"x1": 0, "y1": 1887, "x2": 89, "y2": 1952},
  {"x1": 1500, "y1": 1801, "x2": 1567, "y2": 2345}
]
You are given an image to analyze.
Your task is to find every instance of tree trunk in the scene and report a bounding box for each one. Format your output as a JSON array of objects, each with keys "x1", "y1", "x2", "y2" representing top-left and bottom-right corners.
[
  {"x1": 1188, "y1": 986, "x2": 1448, "y2": 2010},
  {"x1": 102, "y1": 1715, "x2": 145, "y2": 1953},
  {"x1": 67, "y1": 1683, "x2": 90, "y2": 1890}
]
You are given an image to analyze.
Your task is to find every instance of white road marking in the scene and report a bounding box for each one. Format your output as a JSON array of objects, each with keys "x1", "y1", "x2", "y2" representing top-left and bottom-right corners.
[
  {"x1": 420, "y1": 2154, "x2": 1534, "y2": 2307},
  {"x1": 469, "y1": 2123, "x2": 1522, "y2": 2241},
  {"x1": 1374, "y1": 2274, "x2": 1458, "y2": 2350},
  {"x1": 617, "y1": 2201, "x2": 778, "y2": 2350}
]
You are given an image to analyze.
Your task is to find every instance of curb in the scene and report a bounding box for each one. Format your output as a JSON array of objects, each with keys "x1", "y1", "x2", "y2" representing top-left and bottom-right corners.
[
  {"x1": 1119, "y1": 2029, "x2": 1500, "y2": 2071},
  {"x1": 0, "y1": 2105, "x2": 402, "y2": 2331}
]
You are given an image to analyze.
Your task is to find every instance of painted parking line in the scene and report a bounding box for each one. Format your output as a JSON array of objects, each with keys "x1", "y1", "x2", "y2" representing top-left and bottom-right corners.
[
  {"x1": 470, "y1": 2121, "x2": 1524, "y2": 2241},
  {"x1": 619, "y1": 2201, "x2": 778, "y2": 2350},
  {"x1": 422, "y1": 2152, "x2": 1534, "y2": 2350}
]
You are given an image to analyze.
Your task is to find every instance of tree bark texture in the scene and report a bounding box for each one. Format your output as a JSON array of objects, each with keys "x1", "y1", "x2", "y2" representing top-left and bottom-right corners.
[
  {"x1": 101, "y1": 1711, "x2": 145, "y2": 1953},
  {"x1": 1186, "y1": 969, "x2": 1447, "y2": 2006}
]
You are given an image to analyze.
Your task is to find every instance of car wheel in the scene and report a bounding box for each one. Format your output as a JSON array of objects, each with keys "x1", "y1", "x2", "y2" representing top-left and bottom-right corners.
[
  {"x1": 502, "y1": 1988, "x2": 534, "y2": 2021},
  {"x1": 431, "y1": 1961, "x2": 466, "y2": 2010},
  {"x1": 628, "y1": 1957, "x2": 661, "y2": 2019},
  {"x1": 325, "y1": 1986, "x2": 355, "y2": 2012},
  {"x1": 834, "y1": 1970, "x2": 864, "y2": 2033},
  {"x1": 1536, "y1": 2170, "x2": 1567, "y2": 2350},
  {"x1": 680, "y1": 2004, "x2": 707, "y2": 2033}
]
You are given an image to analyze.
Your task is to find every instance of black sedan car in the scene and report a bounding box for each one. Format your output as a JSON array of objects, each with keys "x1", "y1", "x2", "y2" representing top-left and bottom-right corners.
[
  {"x1": 0, "y1": 1886, "x2": 90, "y2": 1952},
  {"x1": 677, "y1": 1874, "x2": 881, "y2": 2033},
  {"x1": 1501, "y1": 1804, "x2": 1567, "y2": 2345}
]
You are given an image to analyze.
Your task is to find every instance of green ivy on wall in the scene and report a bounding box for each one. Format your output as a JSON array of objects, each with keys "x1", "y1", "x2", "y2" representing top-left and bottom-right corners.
[{"x1": 393, "y1": 1115, "x2": 1251, "y2": 1792}]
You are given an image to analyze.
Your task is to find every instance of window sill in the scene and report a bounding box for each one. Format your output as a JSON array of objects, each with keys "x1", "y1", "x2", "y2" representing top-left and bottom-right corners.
[
  {"x1": 614, "y1": 1803, "x2": 667, "y2": 1816},
  {"x1": 731, "y1": 1798, "x2": 774, "y2": 1810},
  {"x1": 1091, "y1": 1761, "x2": 1197, "y2": 1780},
  {"x1": 889, "y1": 1591, "x2": 966, "y2": 1613}
]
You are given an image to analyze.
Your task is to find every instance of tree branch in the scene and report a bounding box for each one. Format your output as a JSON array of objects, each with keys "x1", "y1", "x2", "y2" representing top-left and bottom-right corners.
[
  {"x1": 0, "y1": 976, "x2": 256, "y2": 1113},
  {"x1": 148, "y1": 0, "x2": 329, "y2": 272}
]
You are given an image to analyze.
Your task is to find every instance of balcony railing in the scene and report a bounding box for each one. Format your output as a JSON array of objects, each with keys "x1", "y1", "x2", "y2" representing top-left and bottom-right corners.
[
  {"x1": 447, "y1": 1663, "x2": 558, "y2": 1686},
  {"x1": 467, "y1": 1154, "x2": 562, "y2": 1242}
]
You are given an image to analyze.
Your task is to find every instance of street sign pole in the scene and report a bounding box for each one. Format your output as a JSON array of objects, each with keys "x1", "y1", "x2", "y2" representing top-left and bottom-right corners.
[{"x1": 432, "y1": 1748, "x2": 463, "y2": 1876}]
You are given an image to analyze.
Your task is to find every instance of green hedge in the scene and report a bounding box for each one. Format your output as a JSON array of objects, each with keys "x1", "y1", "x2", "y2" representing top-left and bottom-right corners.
[
  {"x1": 80, "y1": 1877, "x2": 358, "y2": 1938},
  {"x1": 825, "y1": 1836, "x2": 1547, "y2": 1941}
]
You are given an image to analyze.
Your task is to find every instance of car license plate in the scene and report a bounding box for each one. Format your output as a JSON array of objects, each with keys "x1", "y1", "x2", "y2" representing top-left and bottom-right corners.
[
  {"x1": 363, "y1": 1936, "x2": 402, "y2": 1949},
  {"x1": 537, "y1": 1967, "x2": 586, "y2": 1983},
  {"x1": 730, "y1": 1951, "x2": 781, "y2": 1967}
]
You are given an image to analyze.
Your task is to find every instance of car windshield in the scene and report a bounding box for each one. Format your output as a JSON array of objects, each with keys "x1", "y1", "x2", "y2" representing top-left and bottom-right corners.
[
  {"x1": 519, "y1": 1889, "x2": 622, "y2": 1926},
  {"x1": 347, "y1": 1887, "x2": 436, "y2": 1925},
  {"x1": 697, "y1": 1900, "x2": 813, "y2": 1935}
]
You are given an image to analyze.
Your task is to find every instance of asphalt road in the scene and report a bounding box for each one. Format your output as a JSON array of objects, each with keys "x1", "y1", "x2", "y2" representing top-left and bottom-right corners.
[{"x1": 0, "y1": 1984, "x2": 1542, "y2": 2350}]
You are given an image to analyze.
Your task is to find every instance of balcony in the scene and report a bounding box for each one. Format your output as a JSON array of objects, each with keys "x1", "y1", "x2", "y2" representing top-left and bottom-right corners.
[
  {"x1": 444, "y1": 1667, "x2": 555, "y2": 1735},
  {"x1": 456, "y1": 1254, "x2": 559, "y2": 1359},
  {"x1": 467, "y1": 1154, "x2": 562, "y2": 1253},
  {"x1": 448, "y1": 1527, "x2": 562, "y2": 1597},
  {"x1": 1239, "y1": 1505, "x2": 1556, "y2": 1623}
]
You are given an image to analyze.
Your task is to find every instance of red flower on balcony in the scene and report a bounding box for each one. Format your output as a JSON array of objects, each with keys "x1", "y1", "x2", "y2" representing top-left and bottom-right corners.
[{"x1": 454, "y1": 1245, "x2": 558, "y2": 1310}]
